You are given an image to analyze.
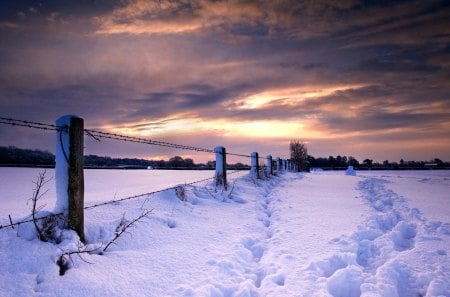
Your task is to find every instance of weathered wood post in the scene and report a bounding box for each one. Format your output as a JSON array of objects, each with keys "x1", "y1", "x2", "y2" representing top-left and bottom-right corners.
[
  {"x1": 214, "y1": 146, "x2": 227, "y2": 189},
  {"x1": 266, "y1": 155, "x2": 273, "y2": 176},
  {"x1": 55, "y1": 115, "x2": 85, "y2": 242},
  {"x1": 250, "y1": 152, "x2": 260, "y2": 178},
  {"x1": 276, "y1": 157, "x2": 281, "y2": 175}
]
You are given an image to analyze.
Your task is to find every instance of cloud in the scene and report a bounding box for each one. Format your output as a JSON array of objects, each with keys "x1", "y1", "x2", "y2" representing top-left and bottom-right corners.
[
  {"x1": 94, "y1": 0, "x2": 265, "y2": 35},
  {"x1": 1, "y1": 0, "x2": 450, "y2": 161}
]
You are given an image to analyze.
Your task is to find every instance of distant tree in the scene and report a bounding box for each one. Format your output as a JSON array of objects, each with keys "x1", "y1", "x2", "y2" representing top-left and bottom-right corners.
[
  {"x1": 434, "y1": 158, "x2": 444, "y2": 167},
  {"x1": 363, "y1": 159, "x2": 373, "y2": 168},
  {"x1": 347, "y1": 156, "x2": 359, "y2": 167},
  {"x1": 169, "y1": 156, "x2": 184, "y2": 168},
  {"x1": 184, "y1": 158, "x2": 194, "y2": 168},
  {"x1": 290, "y1": 140, "x2": 309, "y2": 172},
  {"x1": 328, "y1": 156, "x2": 336, "y2": 167}
]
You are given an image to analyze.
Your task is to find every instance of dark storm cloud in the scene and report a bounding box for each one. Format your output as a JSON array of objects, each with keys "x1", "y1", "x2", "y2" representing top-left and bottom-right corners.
[{"x1": 127, "y1": 83, "x2": 253, "y2": 119}]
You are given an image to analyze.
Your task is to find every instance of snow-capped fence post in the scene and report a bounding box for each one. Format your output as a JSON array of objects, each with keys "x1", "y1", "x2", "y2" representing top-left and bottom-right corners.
[
  {"x1": 251, "y1": 152, "x2": 260, "y2": 178},
  {"x1": 266, "y1": 155, "x2": 273, "y2": 176},
  {"x1": 55, "y1": 115, "x2": 85, "y2": 242},
  {"x1": 214, "y1": 146, "x2": 227, "y2": 189},
  {"x1": 276, "y1": 157, "x2": 281, "y2": 175}
]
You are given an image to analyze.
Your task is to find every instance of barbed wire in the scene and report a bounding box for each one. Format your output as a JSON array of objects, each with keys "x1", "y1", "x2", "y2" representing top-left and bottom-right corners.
[
  {"x1": 0, "y1": 170, "x2": 247, "y2": 230},
  {"x1": 84, "y1": 129, "x2": 215, "y2": 153},
  {"x1": 0, "y1": 213, "x2": 64, "y2": 231},
  {"x1": 226, "y1": 152, "x2": 252, "y2": 158},
  {"x1": 0, "y1": 116, "x2": 268, "y2": 159},
  {"x1": 84, "y1": 170, "x2": 244, "y2": 210},
  {"x1": 0, "y1": 117, "x2": 60, "y2": 131},
  {"x1": 0, "y1": 116, "x2": 280, "y2": 231}
]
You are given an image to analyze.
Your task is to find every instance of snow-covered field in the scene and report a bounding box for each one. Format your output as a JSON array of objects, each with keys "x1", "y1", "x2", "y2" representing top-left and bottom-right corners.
[
  {"x1": 0, "y1": 169, "x2": 449, "y2": 296},
  {"x1": 0, "y1": 168, "x2": 239, "y2": 219}
]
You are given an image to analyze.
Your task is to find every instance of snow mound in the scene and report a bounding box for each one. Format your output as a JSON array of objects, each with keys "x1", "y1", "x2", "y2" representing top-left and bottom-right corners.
[{"x1": 346, "y1": 166, "x2": 356, "y2": 176}]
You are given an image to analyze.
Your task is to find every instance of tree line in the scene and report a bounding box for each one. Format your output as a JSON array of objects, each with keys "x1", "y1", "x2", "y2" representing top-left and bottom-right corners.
[
  {"x1": 1, "y1": 145, "x2": 448, "y2": 170},
  {"x1": 306, "y1": 155, "x2": 450, "y2": 169},
  {"x1": 289, "y1": 140, "x2": 450, "y2": 170},
  {"x1": 0, "y1": 146, "x2": 248, "y2": 170}
]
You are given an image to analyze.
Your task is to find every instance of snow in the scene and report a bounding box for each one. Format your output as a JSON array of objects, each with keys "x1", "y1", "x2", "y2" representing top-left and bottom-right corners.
[
  {"x1": 0, "y1": 168, "x2": 231, "y2": 219},
  {"x1": 346, "y1": 165, "x2": 356, "y2": 176},
  {"x1": 0, "y1": 169, "x2": 449, "y2": 296},
  {"x1": 214, "y1": 146, "x2": 225, "y2": 183},
  {"x1": 250, "y1": 152, "x2": 258, "y2": 177},
  {"x1": 54, "y1": 115, "x2": 79, "y2": 215}
]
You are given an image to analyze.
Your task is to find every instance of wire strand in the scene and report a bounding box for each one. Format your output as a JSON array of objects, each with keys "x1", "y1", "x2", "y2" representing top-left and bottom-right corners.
[
  {"x1": 84, "y1": 175, "x2": 218, "y2": 210},
  {"x1": 0, "y1": 116, "x2": 268, "y2": 159},
  {"x1": 0, "y1": 168, "x2": 248, "y2": 230}
]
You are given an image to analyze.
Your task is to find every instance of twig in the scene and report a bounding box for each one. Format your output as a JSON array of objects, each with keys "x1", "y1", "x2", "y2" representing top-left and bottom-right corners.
[
  {"x1": 8, "y1": 215, "x2": 14, "y2": 230},
  {"x1": 227, "y1": 179, "x2": 238, "y2": 200},
  {"x1": 29, "y1": 170, "x2": 51, "y2": 241},
  {"x1": 57, "y1": 242, "x2": 102, "y2": 275},
  {"x1": 203, "y1": 185, "x2": 217, "y2": 200},
  {"x1": 103, "y1": 209, "x2": 153, "y2": 252}
]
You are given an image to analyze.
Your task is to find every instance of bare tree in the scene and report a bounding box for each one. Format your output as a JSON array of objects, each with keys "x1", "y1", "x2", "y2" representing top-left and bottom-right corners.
[{"x1": 290, "y1": 140, "x2": 309, "y2": 172}]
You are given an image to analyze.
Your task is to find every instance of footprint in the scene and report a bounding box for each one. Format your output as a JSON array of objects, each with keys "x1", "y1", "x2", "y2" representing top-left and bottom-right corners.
[
  {"x1": 273, "y1": 273, "x2": 286, "y2": 286},
  {"x1": 392, "y1": 221, "x2": 417, "y2": 251},
  {"x1": 166, "y1": 218, "x2": 177, "y2": 229},
  {"x1": 308, "y1": 254, "x2": 352, "y2": 278},
  {"x1": 255, "y1": 269, "x2": 266, "y2": 288},
  {"x1": 356, "y1": 239, "x2": 379, "y2": 267},
  {"x1": 262, "y1": 219, "x2": 271, "y2": 228},
  {"x1": 242, "y1": 238, "x2": 265, "y2": 262}
]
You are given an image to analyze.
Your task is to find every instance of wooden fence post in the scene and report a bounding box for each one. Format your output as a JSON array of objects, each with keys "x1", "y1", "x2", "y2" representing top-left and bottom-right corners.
[
  {"x1": 251, "y1": 152, "x2": 260, "y2": 178},
  {"x1": 55, "y1": 115, "x2": 85, "y2": 242},
  {"x1": 266, "y1": 155, "x2": 273, "y2": 176},
  {"x1": 276, "y1": 157, "x2": 281, "y2": 175},
  {"x1": 214, "y1": 146, "x2": 227, "y2": 189}
]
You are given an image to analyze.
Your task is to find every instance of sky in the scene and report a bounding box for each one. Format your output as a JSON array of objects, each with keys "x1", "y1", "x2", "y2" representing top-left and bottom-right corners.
[{"x1": 0, "y1": 0, "x2": 449, "y2": 164}]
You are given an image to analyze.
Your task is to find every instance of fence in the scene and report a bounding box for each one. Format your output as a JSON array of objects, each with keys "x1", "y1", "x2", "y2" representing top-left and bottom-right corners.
[{"x1": 0, "y1": 115, "x2": 295, "y2": 240}]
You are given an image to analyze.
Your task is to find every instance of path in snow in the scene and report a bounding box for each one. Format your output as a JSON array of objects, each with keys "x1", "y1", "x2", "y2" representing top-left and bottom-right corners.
[
  {"x1": 255, "y1": 172, "x2": 368, "y2": 296},
  {"x1": 189, "y1": 172, "x2": 370, "y2": 296},
  {"x1": 291, "y1": 173, "x2": 450, "y2": 297}
]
